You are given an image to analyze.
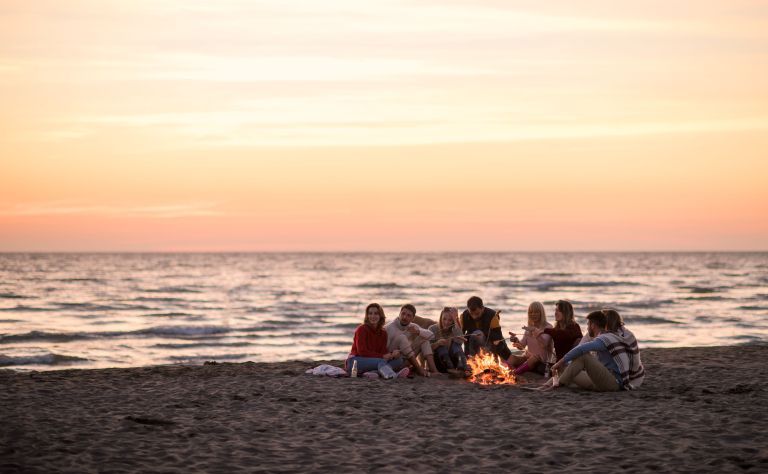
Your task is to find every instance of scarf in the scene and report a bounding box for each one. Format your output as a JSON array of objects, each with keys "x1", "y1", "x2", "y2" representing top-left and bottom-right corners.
[{"x1": 597, "y1": 327, "x2": 645, "y2": 389}]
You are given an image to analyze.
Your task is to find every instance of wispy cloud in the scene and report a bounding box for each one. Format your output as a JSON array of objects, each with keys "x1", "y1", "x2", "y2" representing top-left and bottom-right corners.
[{"x1": 0, "y1": 202, "x2": 225, "y2": 218}]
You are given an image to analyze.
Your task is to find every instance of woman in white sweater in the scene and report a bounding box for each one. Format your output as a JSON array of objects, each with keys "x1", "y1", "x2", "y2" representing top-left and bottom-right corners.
[{"x1": 508, "y1": 301, "x2": 554, "y2": 376}]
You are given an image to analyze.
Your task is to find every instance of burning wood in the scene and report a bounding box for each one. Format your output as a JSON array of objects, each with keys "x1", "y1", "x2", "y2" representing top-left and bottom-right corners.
[{"x1": 466, "y1": 350, "x2": 517, "y2": 385}]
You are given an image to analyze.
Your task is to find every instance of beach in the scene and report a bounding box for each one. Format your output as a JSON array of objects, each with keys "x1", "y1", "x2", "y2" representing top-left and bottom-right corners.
[{"x1": 2, "y1": 345, "x2": 767, "y2": 473}]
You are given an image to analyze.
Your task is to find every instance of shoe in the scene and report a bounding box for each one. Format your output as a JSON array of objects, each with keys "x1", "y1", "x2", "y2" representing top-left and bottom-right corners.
[
  {"x1": 363, "y1": 372, "x2": 379, "y2": 379},
  {"x1": 396, "y1": 367, "x2": 410, "y2": 378}
]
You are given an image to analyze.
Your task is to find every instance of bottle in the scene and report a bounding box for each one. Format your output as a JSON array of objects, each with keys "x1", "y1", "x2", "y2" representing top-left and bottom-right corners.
[{"x1": 351, "y1": 360, "x2": 358, "y2": 378}]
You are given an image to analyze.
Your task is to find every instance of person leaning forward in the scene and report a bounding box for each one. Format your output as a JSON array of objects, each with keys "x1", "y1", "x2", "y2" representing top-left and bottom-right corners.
[
  {"x1": 460, "y1": 296, "x2": 515, "y2": 365},
  {"x1": 384, "y1": 303, "x2": 437, "y2": 376}
]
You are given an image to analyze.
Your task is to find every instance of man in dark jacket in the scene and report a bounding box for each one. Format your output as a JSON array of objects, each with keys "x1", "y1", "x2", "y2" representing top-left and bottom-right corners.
[{"x1": 460, "y1": 296, "x2": 513, "y2": 364}]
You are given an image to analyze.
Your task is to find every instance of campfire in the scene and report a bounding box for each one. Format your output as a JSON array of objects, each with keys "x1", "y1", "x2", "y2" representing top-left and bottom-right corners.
[{"x1": 466, "y1": 350, "x2": 517, "y2": 385}]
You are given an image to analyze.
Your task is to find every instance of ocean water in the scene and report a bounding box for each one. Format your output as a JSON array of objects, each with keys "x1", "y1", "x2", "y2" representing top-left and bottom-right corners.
[{"x1": 1, "y1": 252, "x2": 766, "y2": 371}]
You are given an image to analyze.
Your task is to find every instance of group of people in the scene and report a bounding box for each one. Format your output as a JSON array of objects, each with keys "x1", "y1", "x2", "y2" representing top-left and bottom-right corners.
[{"x1": 346, "y1": 296, "x2": 645, "y2": 391}]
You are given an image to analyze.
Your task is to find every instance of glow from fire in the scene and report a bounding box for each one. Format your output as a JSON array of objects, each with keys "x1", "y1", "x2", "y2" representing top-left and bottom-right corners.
[{"x1": 466, "y1": 350, "x2": 517, "y2": 385}]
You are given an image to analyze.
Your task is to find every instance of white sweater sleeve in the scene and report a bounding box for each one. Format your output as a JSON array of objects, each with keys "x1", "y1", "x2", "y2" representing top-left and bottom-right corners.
[{"x1": 414, "y1": 324, "x2": 433, "y2": 339}]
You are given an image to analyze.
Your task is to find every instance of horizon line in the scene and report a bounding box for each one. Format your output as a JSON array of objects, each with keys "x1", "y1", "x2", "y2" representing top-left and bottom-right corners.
[{"x1": 1, "y1": 250, "x2": 766, "y2": 254}]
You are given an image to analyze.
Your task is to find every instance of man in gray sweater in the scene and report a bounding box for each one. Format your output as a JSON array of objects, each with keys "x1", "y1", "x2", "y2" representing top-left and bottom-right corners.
[{"x1": 385, "y1": 304, "x2": 437, "y2": 376}]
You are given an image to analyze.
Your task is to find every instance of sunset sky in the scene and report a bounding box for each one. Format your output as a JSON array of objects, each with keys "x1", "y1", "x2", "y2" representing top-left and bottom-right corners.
[{"x1": 1, "y1": 0, "x2": 767, "y2": 251}]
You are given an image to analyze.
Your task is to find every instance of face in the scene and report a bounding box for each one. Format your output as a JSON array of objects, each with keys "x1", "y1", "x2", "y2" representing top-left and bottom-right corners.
[
  {"x1": 440, "y1": 310, "x2": 453, "y2": 327},
  {"x1": 366, "y1": 306, "x2": 381, "y2": 326},
  {"x1": 554, "y1": 306, "x2": 563, "y2": 322},
  {"x1": 469, "y1": 307, "x2": 483, "y2": 320},
  {"x1": 529, "y1": 309, "x2": 542, "y2": 325},
  {"x1": 399, "y1": 307, "x2": 415, "y2": 325}
]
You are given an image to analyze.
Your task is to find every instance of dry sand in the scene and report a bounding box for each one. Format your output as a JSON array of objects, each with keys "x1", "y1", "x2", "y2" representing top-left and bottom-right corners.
[{"x1": 2, "y1": 345, "x2": 767, "y2": 473}]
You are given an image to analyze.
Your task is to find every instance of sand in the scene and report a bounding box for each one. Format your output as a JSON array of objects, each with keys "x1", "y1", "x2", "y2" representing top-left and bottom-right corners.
[{"x1": 1, "y1": 345, "x2": 767, "y2": 473}]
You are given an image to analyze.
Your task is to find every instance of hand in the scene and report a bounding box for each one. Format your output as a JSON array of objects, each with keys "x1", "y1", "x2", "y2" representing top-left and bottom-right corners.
[
  {"x1": 440, "y1": 338, "x2": 451, "y2": 347},
  {"x1": 407, "y1": 325, "x2": 420, "y2": 335},
  {"x1": 449, "y1": 307, "x2": 459, "y2": 325},
  {"x1": 513, "y1": 342, "x2": 525, "y2": 350},
  {"x1": 391, "y1": 350, "x2": 401, "y2": 359},
  {"x1": 508, "y1": 331, "x2": 519, "y2": 343},
  {"x1": 551, "y1": 360, "x2": 565, "y2": 374}
]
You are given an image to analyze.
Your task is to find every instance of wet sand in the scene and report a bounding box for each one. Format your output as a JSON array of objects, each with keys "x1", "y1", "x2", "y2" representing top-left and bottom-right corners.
[{"x1": 2, "y1": 345, "x2": 767, "y2": 473}]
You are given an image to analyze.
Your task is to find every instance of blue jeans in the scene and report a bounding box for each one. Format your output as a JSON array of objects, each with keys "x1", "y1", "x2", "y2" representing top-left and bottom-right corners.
[
  {"x1": 434, "y1": 342, "x2": 467, "y2": 372},
  {"x1": 346, "y1": 356, "x2": 403, "y2": 376}
]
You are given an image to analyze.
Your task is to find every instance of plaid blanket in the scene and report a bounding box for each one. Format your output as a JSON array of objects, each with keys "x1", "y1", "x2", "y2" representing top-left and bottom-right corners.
[{"x1": 597, "y1": 327, "x2": 645, "y2": 389}]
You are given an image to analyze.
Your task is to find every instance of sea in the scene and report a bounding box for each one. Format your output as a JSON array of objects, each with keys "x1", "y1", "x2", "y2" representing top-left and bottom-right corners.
[{"x1": 1, "y1": 252, "x2": 766, "y2": 371}]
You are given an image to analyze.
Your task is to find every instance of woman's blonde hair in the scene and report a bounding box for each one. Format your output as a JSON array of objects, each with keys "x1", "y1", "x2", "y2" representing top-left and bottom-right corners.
[
  {"x1": 439, "y1": 306, "x2": 458, "y2": 331},
  {"x1": 527, "y1": 301, "x2": 547, "y2": 328}
]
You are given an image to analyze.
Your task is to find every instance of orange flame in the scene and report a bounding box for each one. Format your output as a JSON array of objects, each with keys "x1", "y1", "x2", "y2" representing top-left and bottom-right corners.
[{"x1": 466, "y1": 350, "x2": 517, "y2": 385}]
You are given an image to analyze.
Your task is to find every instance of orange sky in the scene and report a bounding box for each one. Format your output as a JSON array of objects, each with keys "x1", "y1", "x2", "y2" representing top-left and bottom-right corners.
[{"x1": 1, "y1": 1, "x2": 767, "y2": 251}]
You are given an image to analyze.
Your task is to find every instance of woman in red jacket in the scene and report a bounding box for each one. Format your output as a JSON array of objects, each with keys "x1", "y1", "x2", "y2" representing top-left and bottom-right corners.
[{"x1": 346, "y1": 303, "x2": 407, "y2": 378}]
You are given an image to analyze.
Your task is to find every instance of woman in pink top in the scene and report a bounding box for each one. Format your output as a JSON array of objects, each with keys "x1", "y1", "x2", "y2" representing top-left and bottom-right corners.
[{"x1": 507, "y1": 301, "x2": 554, "y2": 376}]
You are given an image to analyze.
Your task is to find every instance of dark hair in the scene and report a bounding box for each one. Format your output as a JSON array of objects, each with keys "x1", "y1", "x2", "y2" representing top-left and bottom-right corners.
[
  {"x1": 400, "y1": 303, "x2": 416, "y2": 315},
  {"x1": 586, "y1": 310, "x2": 607, "y2": 329},
  {"x1": 467, "y1": 296, "x2": 484, "y2": 311},
  {"x1": 555, "y1": 300, "x2": 575, "y2": 329},
  {"x1": 602, "y1": 308, "x2": 623, "y2": 332},
  {"x1": 364, "y1": 303, "x2": 386, "y2": 330}
]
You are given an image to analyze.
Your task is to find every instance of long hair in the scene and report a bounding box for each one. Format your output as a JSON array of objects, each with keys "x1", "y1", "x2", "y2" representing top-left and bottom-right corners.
[
  {"x1": 602, "y1": 308, "x2": 623, "y2": 332},
  {"x1": 527, "y1": 301, "x2": 547, "y2": 329},
  {"x1": 438, "y1": 306, "x2": 457, "y2": 332},
  {"x1": 364, "y1": 303, "x2": 386, "y2": 330},
  {"x1": 555, "y1": 300, "x2": 575, "y2": 329}
]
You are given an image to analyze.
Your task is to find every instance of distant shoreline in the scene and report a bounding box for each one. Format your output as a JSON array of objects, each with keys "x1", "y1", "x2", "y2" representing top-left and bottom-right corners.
[{"x1": 2, "y1": 250, "x2": 767, "y2": 254}]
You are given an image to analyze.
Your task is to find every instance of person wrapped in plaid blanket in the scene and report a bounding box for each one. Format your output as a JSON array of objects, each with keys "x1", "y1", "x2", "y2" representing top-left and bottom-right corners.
[{"x1": 549, "y1": 309, "x2": 644, "y2": 391}]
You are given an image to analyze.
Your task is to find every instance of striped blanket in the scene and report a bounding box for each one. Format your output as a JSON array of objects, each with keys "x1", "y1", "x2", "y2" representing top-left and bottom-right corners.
[{"x1": 597, "y1": 327, "x2": 645, "y2": 389}]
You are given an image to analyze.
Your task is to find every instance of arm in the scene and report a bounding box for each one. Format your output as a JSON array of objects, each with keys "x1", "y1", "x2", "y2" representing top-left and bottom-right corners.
[
  {"x1": 460, "y1": 312, "x2": 471, "y2": 335},
  {"x1": 413, "y1": 324, "x2": 433, "y2": 340},
  {"x1": 451, "y1": 325, "x2": 466, "y2": 343},
  {"x1": 562, "y1": 339, "x2": 607, "y2": 364},
  {"x1": 488, "y1": 314, "x2": 504, "y2": 344},
  {"x1": 552, "y1": 339, "x2": 606, "y2": 373}
]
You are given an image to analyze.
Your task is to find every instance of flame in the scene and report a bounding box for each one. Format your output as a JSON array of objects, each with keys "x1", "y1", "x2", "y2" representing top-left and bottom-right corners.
[{"x1": 466, "y1": 350, "x2": 517, "y2": 385}]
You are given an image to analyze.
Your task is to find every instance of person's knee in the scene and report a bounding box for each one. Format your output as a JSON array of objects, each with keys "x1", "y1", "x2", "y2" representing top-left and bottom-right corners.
[
  {"x1": 420, "y1": 340, "x2": 433, "y2": 356},
  {"x1": 395, "y1": 334, "x2": 414, "y2": 357}
]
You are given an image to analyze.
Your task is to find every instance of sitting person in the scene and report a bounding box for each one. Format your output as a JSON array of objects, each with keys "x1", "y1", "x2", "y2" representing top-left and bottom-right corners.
[
  {"x1": 460, "y1": 296, "x2": 515, "y2": 366},
  {"x1": 602, "y1": 307, "x2": 623, "y2": 332},
  {"x1": 549, "y1": 310, "x2": 645, "y2": 391},
  {"x1": 428, "y1": 306, "x2": 467, "y2": 376},
  {"x1": 508, "y1": 301, "x2": 554, "y2": 376},
  {"x1": 347, "y1": 303, "x2": 408, "y2": 379},
  {"x1": 533, "y1": 300, "x2": 582, "y2": 362},
  {"x1": 602, "y1": 307, "x2": 644, "y2": 388},
  {"x1": 385, "y1": 304, "x2": 435, "y2": 376}
]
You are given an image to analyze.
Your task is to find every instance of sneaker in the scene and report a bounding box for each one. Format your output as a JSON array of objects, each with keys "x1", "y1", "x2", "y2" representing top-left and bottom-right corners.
[
  {"x1": 396, "y1": 367, "x2": 410, "y2": 378},
  {"x1": 378, "y1": 364, "x2": 397, "y2": 379},
  {"x1": 363, "y1": 372, "x2": 379, "y2": 379}
]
